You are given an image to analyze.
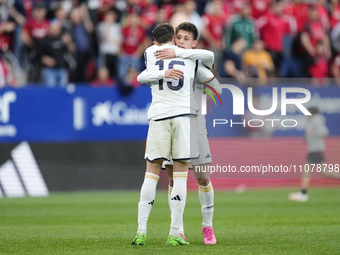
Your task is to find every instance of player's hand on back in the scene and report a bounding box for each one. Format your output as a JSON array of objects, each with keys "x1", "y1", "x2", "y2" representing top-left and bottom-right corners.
[
  {"x1": 165, "y1": 69, "x2": 184, "y2": 80},
  {"x1": 155, "y1": 48, "x2": 176, "y2": 60}
]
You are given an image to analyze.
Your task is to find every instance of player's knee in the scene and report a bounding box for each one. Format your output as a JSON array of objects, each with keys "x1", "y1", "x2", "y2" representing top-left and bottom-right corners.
[{"x1": 197, "y1": 178, "x2": 210, "y2": 186}]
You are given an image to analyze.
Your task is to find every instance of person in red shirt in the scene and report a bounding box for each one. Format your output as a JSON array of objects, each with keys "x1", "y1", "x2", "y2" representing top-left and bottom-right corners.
[
  {"x1": 118, "y1": 12, "x2": 147, "y2": 80},
  {"x1": 21, "y1": 2, "x2": 49, "y2": 82},
  {"x1": 301, "y1": 7, "x2": 331, "y2": 58},
  {"x1": 301, "y1": 7, "x2": 331, "y2": 77},
  {"x1": 139, "y1": 0, "x2": 158, "y2": 29},
  {"x1": 202, "y1": 1, "x2": 228, "y2": 69},
  {"x1": 257, "y1": 2, "x2": 290, "y2": 72},
  {"x1": 21, "y1": 3, "x2": 49, "y2": 48},
  {"x1": 329, "y1": 0, "x2": 340, "y2": 29},
  {"x1": 315, "y1": 0, "x2": 330, "y2": 31},
  {"x1": 202, "y1": 0, "x2": 226, "y2": 51},
  {"x1": 291, "y1": 0, "x2": 308, "y2": 33},
  {"x1": 250, "y1": 0, "x2": 272, "y2": 20},
  {"x1": 308, "y1": 42, "x2": 328, "y2": 85},
  {"x1": 229, "y1": 0, "x2": 248, "y2": 15}
]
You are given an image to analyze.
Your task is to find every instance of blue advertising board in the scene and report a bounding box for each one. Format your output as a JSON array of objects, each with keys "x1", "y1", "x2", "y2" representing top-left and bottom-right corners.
[
  {"x1": 0, "y1": 86, "x2": 151, "y2": 142},
  {"x1": 0, "y1": 85, "x2": 339, "y2": 143},
  {"x1": 206, "y1": 85, "x2": 340, "y2": 137}
]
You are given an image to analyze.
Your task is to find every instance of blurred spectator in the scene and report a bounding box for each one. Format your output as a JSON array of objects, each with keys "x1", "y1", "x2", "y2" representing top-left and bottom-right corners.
[
  {"x1": 204, "y1": 0, "x2": 230, "y2": 21},
  {"x1": 300, "y1": 7, "x2": 331, "y2": 76},
  {"x1": 308, "y1": 42, "x2": 328, "y2": 83},
  {"x1": 12, "y1": 0, "x2": 32, "y2": 20},
  {"x1": 97, "y1": 0, "x2": 123, "y2": 22},
  {"x1": 281, "y1": 0, "x2": 298, "y2": 34},
  {"x1": 257, "y1": 2, "x2": 290, "y2": 73},
  {"x1": 227, "y1": 4, "x2": 255, "y2": 50},
  {"x1": 250, "y1": 0, "x2": 271, "y2": 20},
  {"x1": 69, "y1": 7, "x2": 90, "y2": 83},
  {"x1": 91, "y1": 66, "x2": 115, "y2": 87},
  {"x1": 7, "y1": 0, "x2": 28, "y2": 64},
  {"x1": 183, "y1": 0, "x2": 204, "y2": 35},
  {"x1": 147, "y1": 8, "x2": 168, "y2": 36},
  {"x1": 222, "y1": 37, "x2": 247, "y2": 83},
  {"x1": 79, "y1": 0, "x2": 97, "y2": 32},
  {"x1": 315, "y1": 0, "x2": 330, "y2": 31},
  {"x1": 330, "y1": 21, "x2": 340, "y2": 53},
  {"x1": 329, "y1": 0, "x2": 340, "y2": 29},
  {"x1": 169, "y1": 1, "x2": 203, "y2": 34},
  {"x1": 54, "y1": 7, "x2": 72, "y2": 35},
  {"x1": 331, "y1": 53, "x2": 340, "y2": 85},
  {"x1": 157, "y1": 0, "x2": 175, "y2": 21},
  {"x1": 119, "y1": 12, "x2": 147, "y2": 80},
  {"x1": 1, "y1": 0, "x2": 339, "y2": 87},
  {"x1": 195, "y1": 0, "x2": 209, "y2": 16},
  {"x1": 170, "y1": 3, "x2": 189, "y2": 29},
  {"x1": 97, "y1": 10, "x2": 122, "y2": 80},
  {"x1": 79, "y1": 0, "x2": 98, "y2": 67},
  {"x1": 242, "y1": 39, "x2": 274, "y2": 81},
  {"x1": 49, "y1": 0, "x2": 75, "y2": 15},
  {"x1": 0, "y1": 0, "x2": 16, "y2": 51},
  {"x1": 40, "y1": 19, "x2": 75, "y2": 87},
  {"x1": 202, "y1": 0, "x2": 226, "y2": 69},
  {"x1": 291, "y1": 0, "x2": 308, "y2": 33},
  {"x1": 228, "y1": 0, "x2": 248, "y2": 15},
  {"x1": 139, "y1": 0, "x2": 158, "y2": 29},
  {"x1": 280, "y1": 0, "x2": 299, "y2": 77},
  {"x1": 0, "y1": 56, "x2": 16, "y2": 87},
  {"x1": 288, "y1": 0, "x2": 309, "y2": 77},
  {"x1": 202, "y1": 0, "x2": 226, "y2": 50},
  {"x1": 21, "y1": 2, "x2": 49, "y2": 82},
  {"x1": 0, "y1": 0, "x2": 19, "y2": 46}
]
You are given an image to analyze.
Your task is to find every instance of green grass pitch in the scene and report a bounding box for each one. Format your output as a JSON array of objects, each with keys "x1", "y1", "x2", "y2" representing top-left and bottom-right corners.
[{"x1": 1, "y1": 188, "x2": 340, "y2": 254}]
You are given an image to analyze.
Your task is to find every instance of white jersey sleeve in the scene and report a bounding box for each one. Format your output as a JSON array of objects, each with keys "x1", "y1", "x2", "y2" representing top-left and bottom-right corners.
[
  {"x1": 144, "y1": 44, "x2": 199, "y2": 120},
  {"x1": 137, "y1": 69, "x2": 165, "y2": 84},
  {"x1": 175, "y1": 48, "x2": 215, "y2": 69},
  {"x1": 196, "y1": 62, "x2": 222, "y2": 94}
]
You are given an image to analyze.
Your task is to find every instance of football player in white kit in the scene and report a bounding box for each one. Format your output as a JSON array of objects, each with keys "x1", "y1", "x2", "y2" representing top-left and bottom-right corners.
[
  {"x1": 137, "y1": 22, "x2": 222, "y2": 245},
  {"x1": 132, "y1": 23, "x2": 215, "y2": 246}
]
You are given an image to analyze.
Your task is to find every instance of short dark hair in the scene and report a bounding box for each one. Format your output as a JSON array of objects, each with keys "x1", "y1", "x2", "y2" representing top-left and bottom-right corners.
[
  {"x1": 152, "y1": 23, "x2": 174, "y2": 44},
  {"x1": 175, "y1": 22, "x2": 199, "y2": 40}
]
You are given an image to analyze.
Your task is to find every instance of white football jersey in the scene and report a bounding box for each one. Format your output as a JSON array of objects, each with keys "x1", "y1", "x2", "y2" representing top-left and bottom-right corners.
[{"x1": 144, "y1": 44, "x2": 198, "y2": 120}]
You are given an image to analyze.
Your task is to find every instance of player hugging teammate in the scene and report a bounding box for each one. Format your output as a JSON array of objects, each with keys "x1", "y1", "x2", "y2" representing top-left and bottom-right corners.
[{"x1": 132, "y1": 22, "x2": 222, "y2": 246}]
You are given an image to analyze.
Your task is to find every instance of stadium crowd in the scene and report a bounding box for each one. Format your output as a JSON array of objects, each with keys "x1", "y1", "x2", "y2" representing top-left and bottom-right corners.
[{"x1": 1, "y1": 0, "x2": 340, "y2": 88}]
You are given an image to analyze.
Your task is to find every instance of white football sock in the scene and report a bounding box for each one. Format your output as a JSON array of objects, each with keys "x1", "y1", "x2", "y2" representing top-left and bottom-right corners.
[
  {"x1": 137, "y1": 172, "x2": 159, "y2": 235},
  {"x1": 168, "y1": 185, "x2": 172, "y2": 211},
  {"x1": 198, "y1": 182, "x2": 214, "y2": 228},
  {"x1": 169, "y1": 171, "x2": 188, "y2": 237},
  {"x1": 168, "y1": 185, "x2": 184, "y2": 235}
]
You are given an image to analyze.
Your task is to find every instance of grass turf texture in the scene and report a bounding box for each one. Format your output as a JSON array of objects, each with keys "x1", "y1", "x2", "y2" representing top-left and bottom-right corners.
[{"x1": 0, "y1": 189, "x2": 339, "y2": 254}]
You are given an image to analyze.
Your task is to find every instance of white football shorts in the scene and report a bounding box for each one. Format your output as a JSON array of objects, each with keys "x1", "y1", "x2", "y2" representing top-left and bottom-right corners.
[
  {"x1": 162, "y1": 134, "x2": 212, "y2": 168},
  {"x1": 145, "y1": 115, "x2": 199, "y2": 162}
]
